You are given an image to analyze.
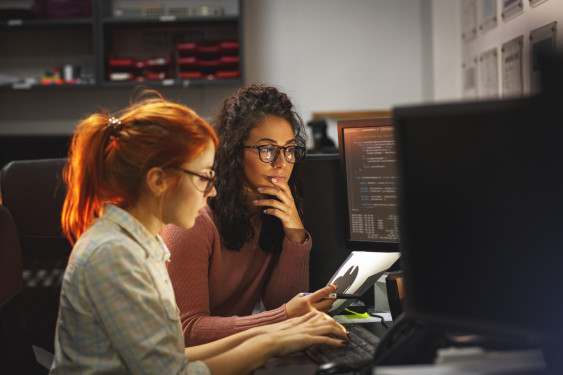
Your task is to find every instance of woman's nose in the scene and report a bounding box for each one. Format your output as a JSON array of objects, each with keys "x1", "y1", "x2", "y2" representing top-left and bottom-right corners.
[{"x1": 272, "y1": 152, "x2": 287, "y2": 168}]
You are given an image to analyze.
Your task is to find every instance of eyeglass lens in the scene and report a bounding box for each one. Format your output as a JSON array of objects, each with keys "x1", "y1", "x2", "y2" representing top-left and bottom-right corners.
[
  {"x1": 199, "y1": 174, "x2": 215, "y2": 195},
  {"x1": 203, "y1": 179, "x2": 214, "y2": 195},
  {"x1": 187, "y1": 170, "x2": 215, "y2": 195},
  {"x1": 259, "y1": 145, "x2": 303, "y2": 163}
]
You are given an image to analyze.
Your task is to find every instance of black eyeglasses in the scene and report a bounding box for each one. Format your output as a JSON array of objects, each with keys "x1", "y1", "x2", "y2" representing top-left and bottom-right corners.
[
  {"x1": 174, "y1": 167, "x2": 216, "y2": 195},
  {"x1": 243, "y1": 145, "x2": 305, "y2": 164}
]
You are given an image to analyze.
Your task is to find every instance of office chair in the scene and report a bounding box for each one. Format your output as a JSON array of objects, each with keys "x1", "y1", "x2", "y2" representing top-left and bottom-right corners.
[
  {"x1": 0, "y1": 205, "x2": 53, "y2": 374},
  {"x1": 0, "y1": 158, "x2": 71, "y2": 354}
]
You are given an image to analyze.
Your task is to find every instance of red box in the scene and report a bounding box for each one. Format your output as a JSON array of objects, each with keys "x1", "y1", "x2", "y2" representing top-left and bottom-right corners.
[{"x1": 32, "y1": 0, "x2": 92, "y2": 19}]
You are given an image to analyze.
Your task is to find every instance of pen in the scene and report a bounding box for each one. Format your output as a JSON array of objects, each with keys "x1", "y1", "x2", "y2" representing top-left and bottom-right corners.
[{"x1": 298, "y1": 293, "x2": 360, "y2": 299}]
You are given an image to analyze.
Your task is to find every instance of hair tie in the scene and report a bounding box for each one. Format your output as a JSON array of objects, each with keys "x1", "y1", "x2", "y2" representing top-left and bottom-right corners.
[{"x1": 108, "y1": 117, "x2": 124, "y2": 136}]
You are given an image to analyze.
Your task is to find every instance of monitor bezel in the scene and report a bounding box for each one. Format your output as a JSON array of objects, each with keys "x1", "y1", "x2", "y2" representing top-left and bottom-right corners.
[{"x1": 337, "y1": 118, "x2": 400, "y2": 253}]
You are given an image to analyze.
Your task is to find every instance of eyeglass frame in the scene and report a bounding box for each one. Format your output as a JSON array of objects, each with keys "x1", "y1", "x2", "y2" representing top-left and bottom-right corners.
[
  {"x1": 242, "y1": 144, "x2": 306, "y2": 164},
  {"x1": 171, "y1": 167, "x2": 216, "y2": 195}
]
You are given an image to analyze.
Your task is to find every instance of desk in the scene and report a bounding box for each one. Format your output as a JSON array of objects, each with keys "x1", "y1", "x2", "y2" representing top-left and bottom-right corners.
[
  {"x1": 253, "y1": 320, "x2": 550, "y2": 375},
  {"x1": 254, "y1": 321, "x2": 391, "y2": 375}
]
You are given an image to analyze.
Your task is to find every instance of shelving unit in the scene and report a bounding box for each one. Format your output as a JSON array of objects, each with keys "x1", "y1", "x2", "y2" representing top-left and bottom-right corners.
[
  {"x1": 0, "y1": 16, "x2": 96, "y2": 88},
  {"x1": 0, "y1": 0, "x2": 243, "y2": 90}
]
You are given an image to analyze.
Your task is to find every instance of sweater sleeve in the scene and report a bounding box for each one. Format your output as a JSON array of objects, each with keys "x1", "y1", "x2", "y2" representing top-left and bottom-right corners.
[
  {"x1": 161, "y1": 212, "x2": 288, "y2": 346},
  {"x1": 261, "y1": 233, "x2": 312, "y2": 310}
]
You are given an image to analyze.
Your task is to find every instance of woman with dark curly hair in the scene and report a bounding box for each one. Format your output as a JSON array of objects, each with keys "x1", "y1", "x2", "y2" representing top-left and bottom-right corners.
[{"x1": 161, "y1": 85, "x2": 336, "y2": 346}]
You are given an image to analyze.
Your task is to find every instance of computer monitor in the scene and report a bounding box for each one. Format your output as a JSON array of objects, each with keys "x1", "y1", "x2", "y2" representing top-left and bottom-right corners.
[
  {"x1": 393, "y1": 96, "x2": 563, "y2": 343},
  {"x1": 302, "y1": 150, "x2": 400, "y2": 309},
  {"x1": 303, "y1": 119, "x2": 402, "y2": 301},
  {"x1": 302, "y1": 153, "x2": 349, "y2": 292},
  {"x1": 337, "y1": 118, "x2": 400, "y2": 253}
]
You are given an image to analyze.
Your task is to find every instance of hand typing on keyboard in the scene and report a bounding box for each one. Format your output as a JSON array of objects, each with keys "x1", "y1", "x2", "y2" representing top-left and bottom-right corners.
[
  {"x1": 266, "y1": 310, "x2": 348, "y2": 358},
  {"x1": 306, "y1": 324, "x2": 381, "y2": 367}
]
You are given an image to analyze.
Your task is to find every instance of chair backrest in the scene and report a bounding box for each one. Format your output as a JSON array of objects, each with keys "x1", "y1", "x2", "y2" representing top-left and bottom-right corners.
[
  {"x1": 0, "y1": 205, "x2": 47, "y2": 374},
  {"x1": 0, "y1": 158, "x2": 72, "y2": 353},
  {"x1": 0, "y1": 158, "x2": 67, "y2": 237},
  {"x1": 0, "y1": 205, "x2": 22, "y2": 307}
]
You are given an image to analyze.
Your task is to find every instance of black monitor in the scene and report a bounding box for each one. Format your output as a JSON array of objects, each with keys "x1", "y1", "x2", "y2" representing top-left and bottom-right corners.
[
  {"x1": 393, "y1": 96, "x2": 563, "y2": 345},
  {"x1": 337, "y1": 118, "x2": 400, "y2": 253},
  {"x1": 303, "y1": 119, "x2": 402, "y2": 299},
  {"x1": 302, "y1": 153, "x2": 349, "y2": 292}
]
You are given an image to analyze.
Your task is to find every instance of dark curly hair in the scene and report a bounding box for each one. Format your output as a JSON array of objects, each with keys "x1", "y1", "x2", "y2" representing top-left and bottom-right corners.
[{"x1": 209, "y1": 84, "x2": 307, "y2": 254}]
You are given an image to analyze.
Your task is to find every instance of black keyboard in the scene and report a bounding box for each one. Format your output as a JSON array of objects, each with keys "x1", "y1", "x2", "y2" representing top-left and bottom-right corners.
[{"x1": 306, "y1": 324, "x2": 381, "y2": 367}]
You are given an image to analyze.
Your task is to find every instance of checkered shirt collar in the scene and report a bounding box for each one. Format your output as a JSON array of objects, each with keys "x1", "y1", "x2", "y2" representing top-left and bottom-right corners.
[{"x1": 101, "y1": 204, "x2": 171, "y2": 262}]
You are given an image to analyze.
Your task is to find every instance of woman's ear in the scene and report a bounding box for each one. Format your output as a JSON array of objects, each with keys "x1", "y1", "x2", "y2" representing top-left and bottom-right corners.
[{"x1": 145, "y1": 167, "x2": 168, "y2": 196}]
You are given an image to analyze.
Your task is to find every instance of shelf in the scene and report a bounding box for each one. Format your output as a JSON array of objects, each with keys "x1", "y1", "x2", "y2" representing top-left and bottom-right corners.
[
  {"x1": 0, "y1": 18, "x2": 93, "y2": 27},
  {"x1": 101, "y1": 15, "x2": 239, "y2": 24},
  {"x1": 100, "y1": 77, "x2": 241, "y2": 88},
  {"x1": 0, "y1": 82, "x2": 97, "y2": 90},
  {"x1": 0, "y1": 0, "x2": 243, "y2": 90}
]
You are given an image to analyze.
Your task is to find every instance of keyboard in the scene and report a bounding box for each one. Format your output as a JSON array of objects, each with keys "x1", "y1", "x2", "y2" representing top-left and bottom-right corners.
[{"x1": 306, "y1": 324, "x2": 381, "y2": 367}]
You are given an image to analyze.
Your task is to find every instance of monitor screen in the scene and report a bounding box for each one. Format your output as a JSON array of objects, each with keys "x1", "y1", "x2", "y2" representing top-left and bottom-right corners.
[
  {"x1": 337, "y1": 118, "x2": 400, "y2": 252},
  {"x1": 393, "y1": 97, "x2": 563, "y2": 340}
]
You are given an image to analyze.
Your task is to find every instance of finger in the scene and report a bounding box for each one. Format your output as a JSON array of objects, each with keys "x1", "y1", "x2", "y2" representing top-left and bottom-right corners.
[
  {"x1": 323, "y1": 337, "x2": 349, "y2": 347},
  {"x1": 254, "y1": 190, "x2": 293, "y2": 210},
  {"x1": 307, "y1": 322, "x2": 349, "y2": 341},
  {"x1": 268, "y1": 177, "x2": 290, "y2": 192},
  {"x1": 311, "y1": 296, "x2": 335, "y2": 309},
  {"x1": 257, "y1": 184, "x2": 288, "y2": 196},
  {"x1": 277, "y1": 332, "x2": 347, "y2": 357},
  {"x1": 306, "y1": 335, "x2": 348, "y2": 348},
  {"x1": 305, "y1": 284, "x2": 337, "y2": 302},
  {"x1": 291, "y1": 311, "x2": 329, "y2": 327},
  {"x1": 262, "y1": 207, "x2": 287, "y2": 224},
  {"x1": 303, "y1": 310, "x2": 336, "y2": 326},
  {"x1": 301, "y1": 320, "x2": 348, "y2": 340},
  {"x1": 312, "y1": 298, "x2": 334, "y2": 311},
  {"x1": 258, "y1": 184, "x2": 293, "y2": 203},
  {"x1": 294, "y1": 310, "x2": 320, "y2": 323},
  {"x1": 291, "y1": 314, "x2": 348, "y2": 339},
  {"x1": 253, "y1": 197, "x2": 286, "y2": 211}
]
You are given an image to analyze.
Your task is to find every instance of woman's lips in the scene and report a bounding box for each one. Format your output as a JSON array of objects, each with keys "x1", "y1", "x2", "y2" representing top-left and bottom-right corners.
[{"x1": 269, "y1": 175, "x2": 287, "y2": 181}]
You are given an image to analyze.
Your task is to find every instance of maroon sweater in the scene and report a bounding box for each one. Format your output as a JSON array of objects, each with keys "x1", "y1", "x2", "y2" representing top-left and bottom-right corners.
[{"x1": 161, "y1": 205, "x2": 311, "y2": 346}]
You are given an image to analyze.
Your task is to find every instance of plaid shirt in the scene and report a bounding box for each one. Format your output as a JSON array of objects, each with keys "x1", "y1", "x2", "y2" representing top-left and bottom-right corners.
[{"x1": 50, "y1": 204, "x2": 210, "y2": 375}]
